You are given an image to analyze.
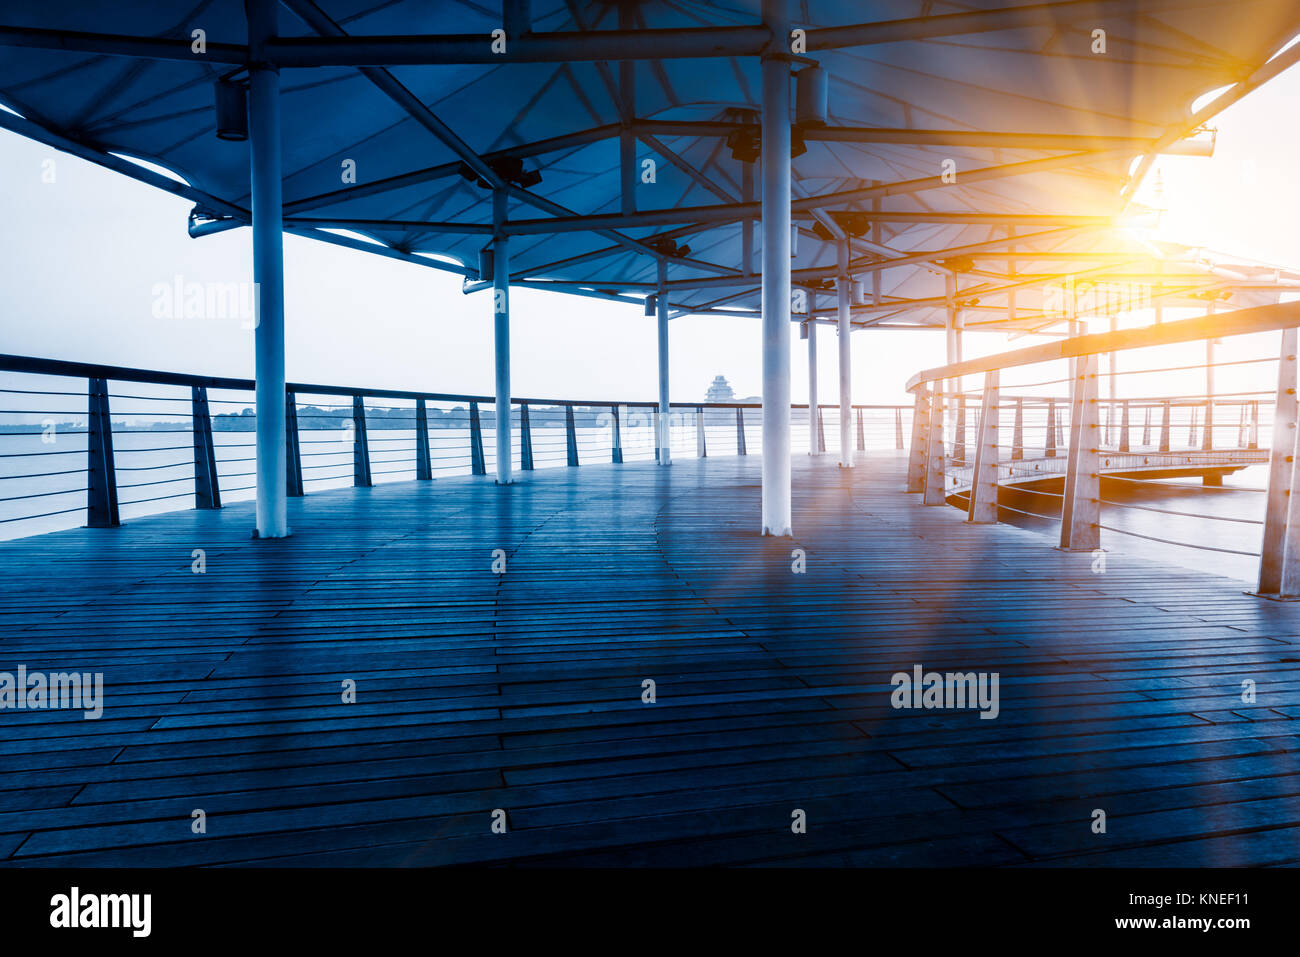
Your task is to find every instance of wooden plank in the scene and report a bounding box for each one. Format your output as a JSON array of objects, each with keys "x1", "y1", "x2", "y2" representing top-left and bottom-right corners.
[{"x1": 1, "y1": 452, "x2": 1298, "y2": 866}]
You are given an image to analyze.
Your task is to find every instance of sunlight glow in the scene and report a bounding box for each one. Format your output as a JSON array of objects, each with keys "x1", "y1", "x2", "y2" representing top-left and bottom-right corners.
[
  {"x1": 108, "y1": 153, "x2": 191, "y2": 186},
  {"x1": 1190, "y1": 85, "x2": 1236, "y2": 115},
  {"x1": 1267, "y1": 32, "x2": 1300, "y2": 62},
  {"x1": 414, "y1": 252, "x2": 463, "y2": 265},
  {"x1": 319, "y1": 228, "x2": 387, "y2": 247}
]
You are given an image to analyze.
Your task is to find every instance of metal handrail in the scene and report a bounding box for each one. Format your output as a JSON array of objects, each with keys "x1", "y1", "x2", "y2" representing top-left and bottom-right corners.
[
  {"x1": 905, "y1": 299, "x2": 1300, "y2": 392},
  {"x1": 904, "y1": 304, "x2": 1298, "y2": 595},
  {"x1": 0, "y1": 354, "x2": 902, "y2": 411},
  {"x1": 0, "y1": 352, "x2": 914, "y2": 536}
]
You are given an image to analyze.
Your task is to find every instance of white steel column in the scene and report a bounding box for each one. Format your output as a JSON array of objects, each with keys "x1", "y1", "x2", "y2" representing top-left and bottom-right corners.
[
  {"x1": 837, "y1": 241, "x2": 852, "y2": 467},
  {"x1": 1260, "y1": 328, "x2": 1298, "y2": 594},
  {"x1": 656, "y1": 258, "x2": 671, "y2": 465},
  {"x1": 1204, "y1": 301, "x2": 1216, "y2": 452},
  {"x1": 493, "y1": 189, "x2": 512, "y2": 484},
  {"x1": 806, "y1": 315, "x2": 818, "y2": 455},
  {"x1": 760, "y1": 0, "x2": 792, "y2": 535},
  {"x1": 944, "y1": 274, "x2": 960, "y2": 439},
  {"x1": 249, "y1": 0, "x2": 287, "y2": 538},
  {"x1": 1108, "y1": 314, "x2": 1117, "y2": 446}
]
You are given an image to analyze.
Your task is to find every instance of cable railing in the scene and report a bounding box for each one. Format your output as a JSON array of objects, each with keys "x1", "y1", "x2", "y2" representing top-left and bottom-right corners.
[
  {"x1": 0, "y1": 353, "x2": 909, "y2": 540},
  {"x1": 904, "y1": 301, "x2": 1300, "y2": 594}
]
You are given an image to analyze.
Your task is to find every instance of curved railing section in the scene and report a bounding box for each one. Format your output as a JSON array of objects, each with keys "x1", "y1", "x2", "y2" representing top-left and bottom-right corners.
[
  {"x1": 904, "y1": 300, "x2": 1300, "y2": 596},
  {"x1": 0, "y1": 354, "x2": 910, "y2": 540}
]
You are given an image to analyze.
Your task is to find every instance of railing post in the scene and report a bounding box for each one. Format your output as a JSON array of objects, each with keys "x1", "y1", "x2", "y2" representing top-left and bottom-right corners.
[
  {"x1": 856, "y1": 407, "x2": 865, "y2": 452},
  {"x1": 736, "y1": 407, "x2": 747, "y2": 456},
  {"x1": 1159, "y1": 400, "x2": 1171, "y2": 452},
  {"x1": 1011, "y1": 398, "x2": 1024, "y2": 461},
  {"x1": 967, "y1": 370, "x2": 1000, "y2": 524},
  {"x1": 351, "y1": 394, "x2": 372, "y2": 487},
  {"x1": 894, "y1": 407, "x2": 904, "y2": 450},
  {"x1": 520, "y1": 403, "x2": 535, "y2": 470},
  {"x1": 1249, "y1": 400, "x2": 1260, "y2": 449},
  {"x1": 415, "y1": 398, "x2": 432, "y2": 480},
  {"x1": 1045, "y1": 398, "x2": 1057, "y2": 458},
  {"x1": 696, "y1": 406, "x2": 707, "y2": 458},
  {"x1": 1059, "y1": 354, "x2": 1100, "y2": 551},
  {"x1": 565, "y1": 403, "x2": 579, "y2": 466},
  {"x1": 192, "y1": 386, "x2": 222, "y2": 509},
  {"x1": 1188, "y1": 408, "x2": 1198, "y2": 448},
  {"x1": 1258, "y1": 328, "x2": 1297, "y2": 594},
  {"x1": 922, "y1": 391, "x2": 947, "y2": 505},
  {"x1": 1119, "y1": 399, "x2": 1130, "y2": 453},
  {"x1": 816, "y1": 407, "x2": 826, "y2": 453},
  {"x1": 1237, "y1": 404, "x2": 1247, "y2": 449},
  {"x1": 469, "y1": 400, "x2": 486, "y2": 475},
  {"x1": 86, "y1": 377, "x2": 120, "y2": 528},
  {"x1": 1142, "y1": 406, "x2": 1152, "y2": 447},
  {"x1": 285, "y1": 390, "x2": 303, "y2": 497},
  {"x1": 1202, "y1": 397, "x2": 1214, "y2": 451},
  {"x1": 906, "y1": 390, "x2": 929, "y2": 493},
  {"x1": 610, "y1": 405, "x2": 622, "y2": 464}
]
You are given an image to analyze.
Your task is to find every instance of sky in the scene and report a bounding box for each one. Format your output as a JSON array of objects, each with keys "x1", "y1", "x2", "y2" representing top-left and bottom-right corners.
[{"x1": 2, "y1": 59, "x2": 1299, "y2": 406}]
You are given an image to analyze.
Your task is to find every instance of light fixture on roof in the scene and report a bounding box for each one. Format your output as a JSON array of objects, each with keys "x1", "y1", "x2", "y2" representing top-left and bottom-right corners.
[
  {"x1": 790, "y1": 125, "x2": 807, "y2": 159},
  {"x1": 213, "y1": 76, "x2": 248, "y2": 141},
  {"x1": 458, "y1": 156, "x2": 542, "y2": 190},
  {"x1": 646, "y1": 237, "x2": 691, "y2": 260},
  {"x1": 726, "y1": 125, "x2": 760, "y2": 163},
  {"x1": 794, "y1": 64, "x2": 828, "y2": 127}
]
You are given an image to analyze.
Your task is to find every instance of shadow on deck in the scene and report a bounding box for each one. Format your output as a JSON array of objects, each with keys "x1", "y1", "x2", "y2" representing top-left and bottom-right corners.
[{"x1": 1, "y1": 451, "x2": 1299, "y2": 866}]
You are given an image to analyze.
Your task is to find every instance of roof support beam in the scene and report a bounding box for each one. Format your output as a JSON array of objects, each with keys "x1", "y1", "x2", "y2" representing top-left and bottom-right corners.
[
  {"x1": 0, "y1": 24, "x2": 247, "y2": 63},
  {"x1": 285, "y1": 218, "x2": 493, "y2": 235},
  {"x1": 632, "y1": 120, "x2": 1214, "y2": 155},
  {"x1": 500, "y1": 150, "x2": 1122, "y2": 234},
  {"x1": 503, "y1": 185, "x2": 734, "y2": 276},
  {"x1": 281, "y1": 1, "x2": 505, "y2": 192},
  {"x1": 805, "y1": 0, "x2": 1216, "y2": 51},
  {"x1": 0, "y1": 2, "x2": 1222, "y2": 67},
  {"x1": 283, "y1": 226, "x2": 470, "y2": 275},
  {"x1": 512, "y1": 222, "x2": 1093, "y2": 287},
  {"x1": 281, "y1": 124, "x2": 619, "y2": 215},
  {"x1": 282, "y1": 0, "x2": 690, "y2": 277},
  {"x1": 0, "y1": 109, "x2": 245, "y2": 219},
  {"x1": 850, "y1": 259, "x2": 1145, "y2": 316},
  {"x1": 502, "y1": 208, "x2": 1112, "y2": 235},
  {"x1": 282, "y1": 119, "x2": 1208, "y2": 217},
  {"x1": 1, "y1": 1, "x2": 1217, "y2": 67},
  {"x1": 263, "y1": 27, "x2": 768, "y2": 67}
]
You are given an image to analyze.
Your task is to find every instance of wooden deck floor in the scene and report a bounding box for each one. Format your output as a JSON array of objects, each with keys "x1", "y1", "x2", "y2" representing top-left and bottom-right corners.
[{"x1": 1, "y1": 451, "x2": 1299, "y2": 867}]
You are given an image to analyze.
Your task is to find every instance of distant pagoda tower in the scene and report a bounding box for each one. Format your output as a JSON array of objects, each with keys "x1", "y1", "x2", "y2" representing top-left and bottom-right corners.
[{"x1": 705, "y1": 375, "x2": 735, "y2": 404}]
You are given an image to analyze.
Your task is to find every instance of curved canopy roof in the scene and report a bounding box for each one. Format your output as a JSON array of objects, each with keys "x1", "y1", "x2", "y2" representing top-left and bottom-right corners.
[{"x1": 2, "y1": 0, "x2": 1299, "y2": 331}]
